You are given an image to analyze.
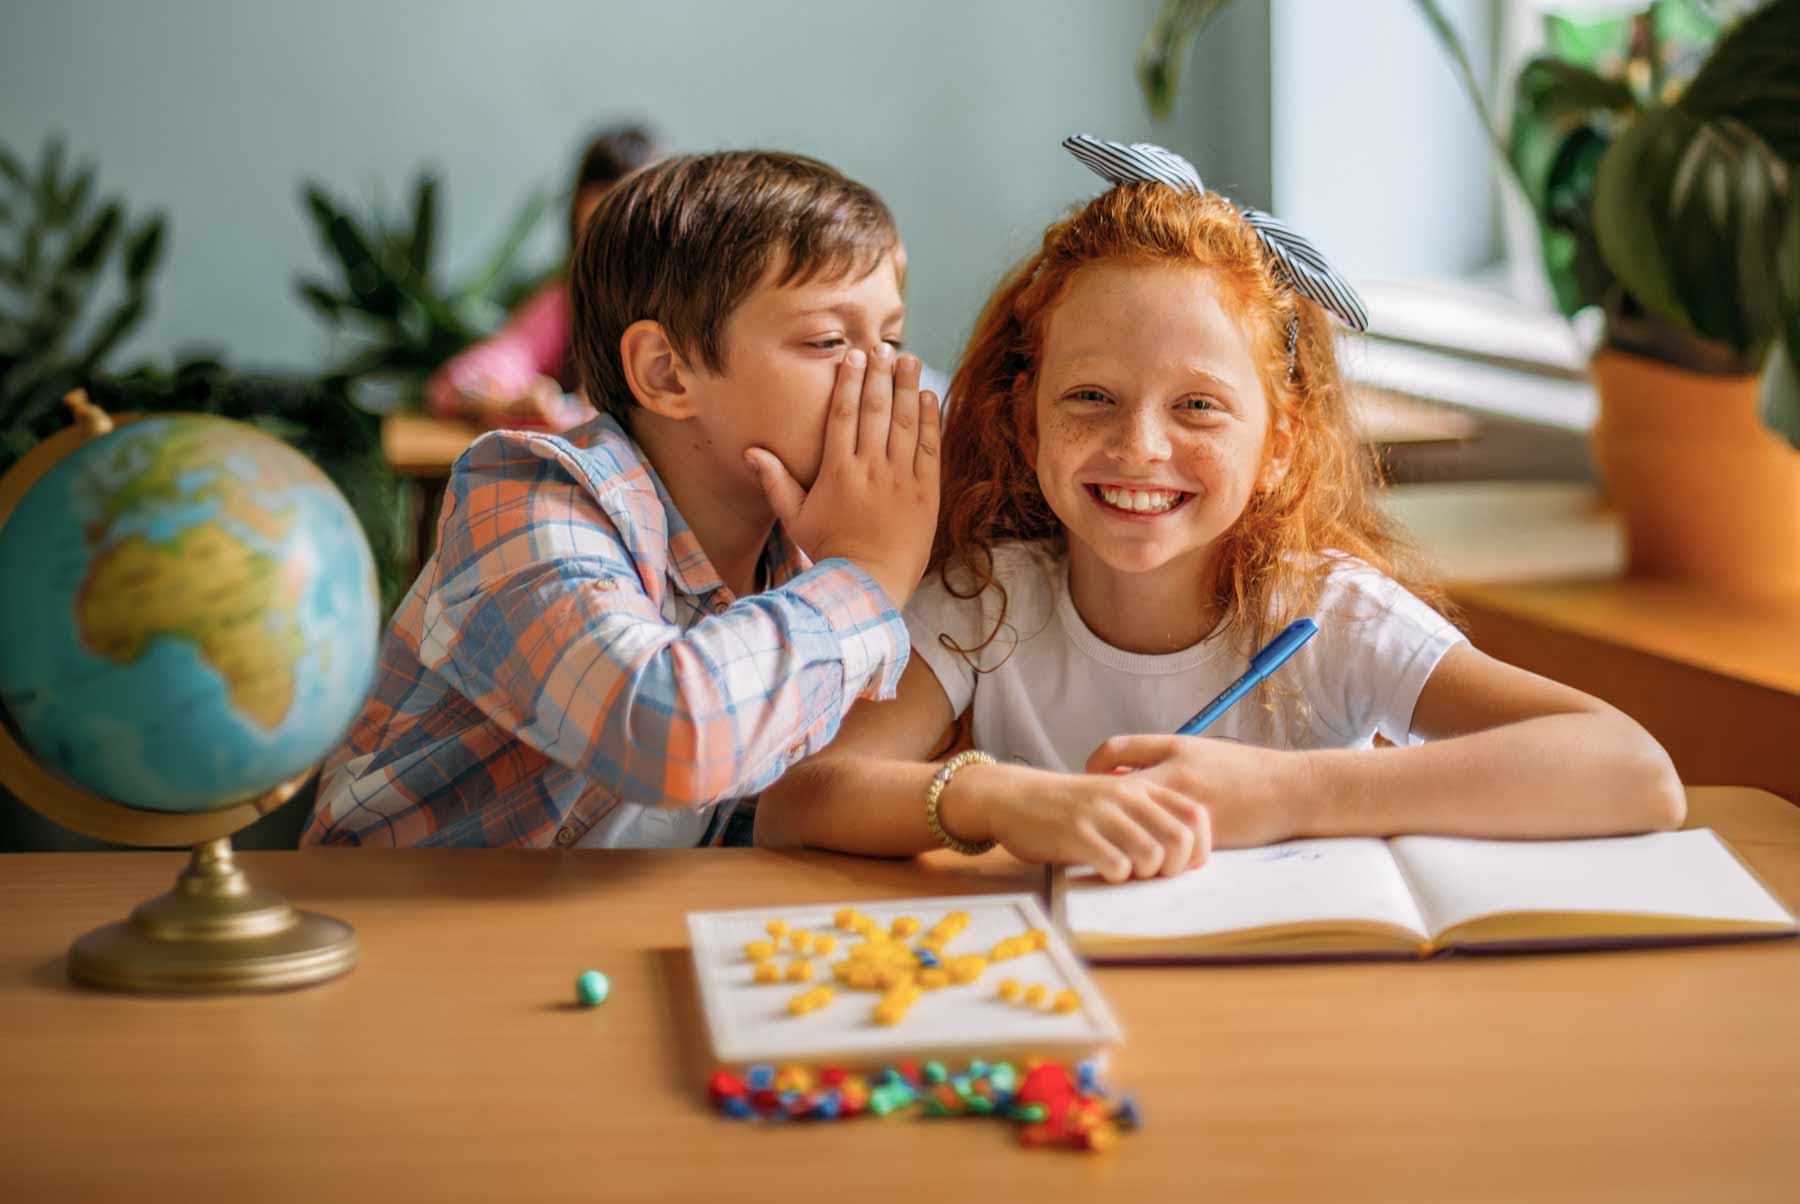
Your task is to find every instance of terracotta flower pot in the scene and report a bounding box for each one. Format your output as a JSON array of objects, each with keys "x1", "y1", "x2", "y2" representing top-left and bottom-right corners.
[{"x1": 1590, "y1": 347, "x2": 1800, "y2": 597}]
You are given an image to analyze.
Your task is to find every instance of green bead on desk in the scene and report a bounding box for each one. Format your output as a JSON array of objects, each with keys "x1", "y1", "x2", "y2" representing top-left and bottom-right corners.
[{"x1": 575, "y1": 970, "x2": 610, "y2": 1007}]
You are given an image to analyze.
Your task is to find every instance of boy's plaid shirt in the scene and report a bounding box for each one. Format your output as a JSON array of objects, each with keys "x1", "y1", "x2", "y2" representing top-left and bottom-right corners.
[{"x1": 302, "y1": 415, "x2": 907, "y2": 848}]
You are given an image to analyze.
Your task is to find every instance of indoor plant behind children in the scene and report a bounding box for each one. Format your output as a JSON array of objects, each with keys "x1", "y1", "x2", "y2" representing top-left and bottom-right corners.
[{"x1": 755, "y1": 136, "x2": 1684, "y2": 882}]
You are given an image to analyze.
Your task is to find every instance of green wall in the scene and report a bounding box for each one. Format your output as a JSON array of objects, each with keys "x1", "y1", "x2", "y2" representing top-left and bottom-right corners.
[{"x1": 1, "y1": 0, "x2": 1272, "y2": 378}]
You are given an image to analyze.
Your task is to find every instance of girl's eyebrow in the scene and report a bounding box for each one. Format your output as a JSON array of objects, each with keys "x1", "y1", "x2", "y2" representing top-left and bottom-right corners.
[{"x1": 1056, "y1": 356, "x2": 1241, "y2": 392}]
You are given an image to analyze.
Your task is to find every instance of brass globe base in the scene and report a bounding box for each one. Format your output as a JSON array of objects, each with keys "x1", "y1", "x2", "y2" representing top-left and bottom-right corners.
[{"x1": 67, "y1": 836, "x2": 358, "y2": 993}]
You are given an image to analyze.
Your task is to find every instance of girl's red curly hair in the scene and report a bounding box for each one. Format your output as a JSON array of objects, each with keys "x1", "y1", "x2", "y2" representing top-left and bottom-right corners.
[{"x1": 934, "y1": 183, "x2": 1451, "y2": 663}]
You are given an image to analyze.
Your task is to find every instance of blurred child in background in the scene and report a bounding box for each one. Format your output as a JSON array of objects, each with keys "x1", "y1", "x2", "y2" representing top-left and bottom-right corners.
[{"x1": 426, "y1": 122, "x2": 662, "y2": 431}]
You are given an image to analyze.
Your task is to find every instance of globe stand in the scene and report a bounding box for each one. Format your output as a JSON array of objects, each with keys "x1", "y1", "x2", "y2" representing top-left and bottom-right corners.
[
  {"x1": 68, "y1": 835, "x2": 358, "y2": 992},
  {"x1": 0, "y1": 393, "x2": 361, "y2": 994}
]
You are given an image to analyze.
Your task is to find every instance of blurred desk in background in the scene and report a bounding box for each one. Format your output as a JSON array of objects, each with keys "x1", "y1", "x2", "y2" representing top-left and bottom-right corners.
[
  {"x1": 1386, "y1": 481, "x2": 1800, "y2": 808},
  {"x1": 381, "y1": 410, "x2": 484, "y2": 477}
]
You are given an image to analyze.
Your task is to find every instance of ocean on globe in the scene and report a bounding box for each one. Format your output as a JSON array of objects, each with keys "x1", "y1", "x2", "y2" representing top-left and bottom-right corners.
[{"x1": 0, "y1": 414, "x2": 380, "y2": 813}]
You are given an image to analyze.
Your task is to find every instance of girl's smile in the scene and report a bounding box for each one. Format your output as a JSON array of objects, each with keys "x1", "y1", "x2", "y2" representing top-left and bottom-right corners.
[{"x1": 1086, "y1": 482, "x2": 1194, "y2": 518}]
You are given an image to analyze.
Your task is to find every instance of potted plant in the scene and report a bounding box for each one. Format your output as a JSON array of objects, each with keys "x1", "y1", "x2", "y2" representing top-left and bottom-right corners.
[
  {"x1": 294, "y1": 171, "x2": 550, "y2": 414},
  {"x1": 1141, "y1": 0, "x2": 1800, "y2": 595},
  {"x1": 0, "y1": 136, "x2": 412, "y2": 616}
]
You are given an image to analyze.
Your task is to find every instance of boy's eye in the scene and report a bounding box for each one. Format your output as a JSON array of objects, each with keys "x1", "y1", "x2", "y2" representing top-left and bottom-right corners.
[
  {"x1": 1066, "y1": 388, "x2": 1112, "y2": 404},
  {"x1": 1178, "y1": 396, "x2": 1218, "y2": 412},
  {"x1": 883, "y1": 338, "x2": 904, "y2": 352},
  {"x1": 806, "y1": 337, "x2": 848, "y2": 351}
]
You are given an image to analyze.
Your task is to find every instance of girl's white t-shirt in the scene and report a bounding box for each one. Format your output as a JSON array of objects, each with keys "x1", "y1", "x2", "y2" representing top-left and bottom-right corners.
[{"x1": 903, "y1": 541, "x2": 1465, "y2": 772}]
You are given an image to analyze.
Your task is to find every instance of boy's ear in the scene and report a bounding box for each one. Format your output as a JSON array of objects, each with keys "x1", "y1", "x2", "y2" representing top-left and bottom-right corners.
[{"x1": 620, "y1": 319, "x2": 698, "y2": 419}]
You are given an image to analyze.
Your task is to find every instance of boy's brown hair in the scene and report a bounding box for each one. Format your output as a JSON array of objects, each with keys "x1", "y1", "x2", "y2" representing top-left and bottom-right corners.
[{"x1": 570, "y1": 150, "x2": 900, "y2": 425}]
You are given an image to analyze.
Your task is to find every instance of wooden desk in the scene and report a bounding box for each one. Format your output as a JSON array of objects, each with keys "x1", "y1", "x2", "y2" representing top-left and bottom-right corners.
[
  {"x1": 1387, "y1": 482, "x2": 1800, "y2": 806},
  {"x1": 3, "y1": 786, "x2": 1797, "y2": 1203}
]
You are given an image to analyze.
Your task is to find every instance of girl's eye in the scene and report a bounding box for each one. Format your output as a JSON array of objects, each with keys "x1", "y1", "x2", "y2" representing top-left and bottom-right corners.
[
  {"x1": 1067, "y1": 389, "x2": 1111, "y2": 404},
  {"x1": 1179, "y1": 396, "x2": 1218, "y2": 412}
]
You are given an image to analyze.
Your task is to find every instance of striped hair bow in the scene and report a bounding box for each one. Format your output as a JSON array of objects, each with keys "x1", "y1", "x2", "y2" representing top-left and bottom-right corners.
[{"x1": 1063, "y1": 134, "x2": 1369, "y2": 333}]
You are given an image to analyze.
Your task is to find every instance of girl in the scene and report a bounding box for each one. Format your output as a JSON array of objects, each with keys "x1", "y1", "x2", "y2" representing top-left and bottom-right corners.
[
  {"x1": 426, "y1": 123, "x2": 662, "y2": 431},
  {"x1": 755, "y1": 136, "x2": 1683, "y2": 882}
]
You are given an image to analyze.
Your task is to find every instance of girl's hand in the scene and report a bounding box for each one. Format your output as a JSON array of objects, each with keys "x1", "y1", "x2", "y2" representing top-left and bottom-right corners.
[
  {"x1": 1085, "y1": 735, "x2": 1312, "y2": 849},
  {"x1": 978, "y1": 769, "x2": 1211, "y2": 883}
]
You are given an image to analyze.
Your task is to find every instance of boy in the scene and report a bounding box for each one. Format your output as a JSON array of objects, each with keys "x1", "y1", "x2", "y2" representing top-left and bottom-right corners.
[{"x1": 304, "y1": 151, "x2": 938, "y2": 848}]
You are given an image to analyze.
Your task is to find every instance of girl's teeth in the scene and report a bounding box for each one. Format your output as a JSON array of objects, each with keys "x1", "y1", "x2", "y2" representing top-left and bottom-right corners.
[{"x1": 1098, "y1": 485, "x2": 1181, "y2": 513}]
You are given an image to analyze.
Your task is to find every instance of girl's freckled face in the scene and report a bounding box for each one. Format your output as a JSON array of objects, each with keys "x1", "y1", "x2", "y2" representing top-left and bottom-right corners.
[{"x1": 1030, "y1": 260, "x2": 1274, "y2": 580}]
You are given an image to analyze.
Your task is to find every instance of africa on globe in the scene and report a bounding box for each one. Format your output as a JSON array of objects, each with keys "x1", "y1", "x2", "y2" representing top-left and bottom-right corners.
[{"x1": 0, "y1": 413, "x2": 380, "y2": 814}]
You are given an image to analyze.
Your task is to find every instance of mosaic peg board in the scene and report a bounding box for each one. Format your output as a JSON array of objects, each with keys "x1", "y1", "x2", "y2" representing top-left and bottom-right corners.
[{"x1": 687, "y1": 893, "x2": 1123, "y2": 1067}]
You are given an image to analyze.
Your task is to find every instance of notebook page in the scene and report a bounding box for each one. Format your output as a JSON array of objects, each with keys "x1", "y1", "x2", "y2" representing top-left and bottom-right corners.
[
  {"x1": 1389, "y1": 829, "x2": 1797, "y2": 938},
  {"x1": 1065, "y1": 838, "x2": 1427, "y2": 940}
]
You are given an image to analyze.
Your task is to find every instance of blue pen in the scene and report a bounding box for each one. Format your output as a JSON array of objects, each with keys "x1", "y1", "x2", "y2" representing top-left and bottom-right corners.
[{"x1": 1174, "y1": 618, "x2": 1319, "y2": 736}]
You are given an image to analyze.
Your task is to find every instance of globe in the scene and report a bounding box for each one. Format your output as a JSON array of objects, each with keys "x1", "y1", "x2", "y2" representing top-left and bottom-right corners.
[
  {"x1": 0, "y1": 412, "x2": 380, "y2": 814},
  {"x1": 0, "y1": 400, "x2": 373, "y2": 993}
]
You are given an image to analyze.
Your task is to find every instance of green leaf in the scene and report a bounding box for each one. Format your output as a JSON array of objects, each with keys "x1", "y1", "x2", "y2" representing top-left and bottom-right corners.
[
  {"x1": 19, "y1": 224, "x2": 41, "y2": 284},
  {"x1": 303, "y1": 183, "x2": 341, "y2": 243},
  {"x1": 303, "y1": 184, "x2": 390, "y2": 307},
  {"x1": 1509, "y1": 60, "x2": 1637, "y2": 236},
  {"x1": 1596, "y1": 108, "x2": 1701, "y2": 330},
  {"x1": 55, "y1": 165, "x2": 95, "y2": 228},
  {"x1": 1532, "y1": 129, "x2": 1617, "y2": 316},
  {"x1": 1678, "y1": 0, "x2": 1800, "y2": 165},
  {"x1": 1595, "y1": 106, "x2": 1790, "y2": 359},
  {"x1": 296, "y1": 278, "x2": 344, "y2": 322},
  {"x1": 1513, "y1": 57, "x2": 1637, "y2": 135},
  {"x1": 321, "y1": 209, "x2": 390, "y2": 308},
  {"x1": 124, "y1": 215, "x2": 166, "y2": 284},
  {"x1": 0, "y1": 144, "x2": 26, "y2": 191},
  {"x1": 409, "y1": 173, "x2": 437, "y2": 277},
  {"x1": 1135, "y1": 0, "x2": 1237, "y2": 123},
  {"x1": 77, "y1": 295, "x2": 147, "y2": 372},
  {"x1": 56, "y1": 202, "x2": 121, "y2": 279},
  {"x1": 34, "y1": 137, "x2": 65, "y2": 213}
]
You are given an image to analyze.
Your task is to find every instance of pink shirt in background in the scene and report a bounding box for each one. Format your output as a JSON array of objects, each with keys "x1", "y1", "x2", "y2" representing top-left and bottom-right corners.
[{"x1": 425, "y1": 282, "x2": 597, "y2": 432}]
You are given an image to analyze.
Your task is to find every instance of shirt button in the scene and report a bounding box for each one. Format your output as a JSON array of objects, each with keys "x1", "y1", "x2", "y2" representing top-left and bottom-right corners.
[
  {"x1": 554, "y1": 826, "x2": 576, "y2": 847},
  {"x1": 786, "y1": 741, "x2": 806, "y2": 763}
]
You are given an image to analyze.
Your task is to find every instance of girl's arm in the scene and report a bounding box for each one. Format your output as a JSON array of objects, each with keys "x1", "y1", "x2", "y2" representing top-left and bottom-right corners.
[
  {"x1": 753, "y1": 658, "x2": 958, "y2": 853},
  {"x1": 756, "y1": 658, "x2": 1210, "y2": 882},
  {"x1": 426, "y1": 284, "x2": 577, "y2": 428},
  {"x1": 1312, "y1": 642, "x2": 1686, "y2": 837},
  {"x1": 1090, "y1": 643, "x2": 1686, "y2": 845}
]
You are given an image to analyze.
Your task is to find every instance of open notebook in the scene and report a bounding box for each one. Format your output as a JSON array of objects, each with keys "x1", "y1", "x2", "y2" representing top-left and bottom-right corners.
[{"x1": 1060, "y1": 828, "x2": 1798, "y2": 961}]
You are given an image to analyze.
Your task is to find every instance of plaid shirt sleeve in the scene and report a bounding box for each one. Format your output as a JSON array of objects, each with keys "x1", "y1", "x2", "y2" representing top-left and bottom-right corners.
[{"x1": 415, "y1": 434, "x2": 908, "y2": 812}]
